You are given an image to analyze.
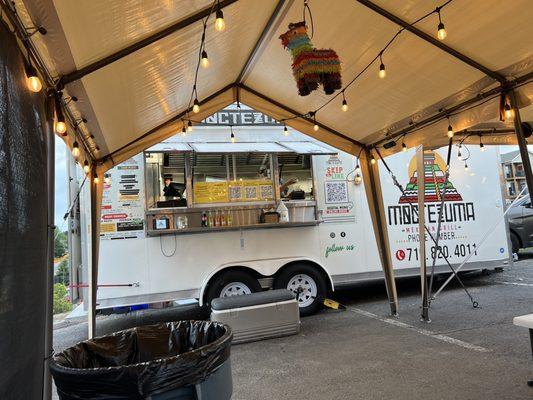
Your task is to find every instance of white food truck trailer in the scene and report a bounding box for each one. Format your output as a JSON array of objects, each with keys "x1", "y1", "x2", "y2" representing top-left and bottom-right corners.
[{"x1": 91, "y1": 107, "x2": 510, "y2": 315}]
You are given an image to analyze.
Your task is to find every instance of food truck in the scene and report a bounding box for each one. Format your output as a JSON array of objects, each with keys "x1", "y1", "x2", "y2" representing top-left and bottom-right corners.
[{"x1": 93, "y1": 107, "x2": 510, "y2": 316}]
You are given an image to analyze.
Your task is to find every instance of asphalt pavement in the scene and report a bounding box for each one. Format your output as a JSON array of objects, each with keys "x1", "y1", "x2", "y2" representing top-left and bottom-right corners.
[{"x1": 52, "y1": 255, "x2": 533, "y2": 399}]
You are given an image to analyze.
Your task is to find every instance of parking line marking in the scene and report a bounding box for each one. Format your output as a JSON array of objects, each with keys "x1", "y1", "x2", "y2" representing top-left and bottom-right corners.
[
  {"x1": 499, "y1": 281, "x2": 533, "y2": 287},
  {"x1": 349, "y1": 307, "x2": 490, "y2": 353}
]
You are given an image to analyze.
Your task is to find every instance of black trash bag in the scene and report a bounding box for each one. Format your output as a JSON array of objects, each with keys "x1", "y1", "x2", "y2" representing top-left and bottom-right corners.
[{"x1": 50, "y1": 320, "x2": 232, "y2": 400}]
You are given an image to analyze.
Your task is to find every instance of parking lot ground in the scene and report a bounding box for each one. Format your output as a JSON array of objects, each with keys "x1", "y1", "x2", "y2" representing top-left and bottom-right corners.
[
  {"x1": 52, "y1": 255, "x2": 533, "y2": 399},
  {"x1": 231, "y1": 258, "x2": 533, "y2": 400}
]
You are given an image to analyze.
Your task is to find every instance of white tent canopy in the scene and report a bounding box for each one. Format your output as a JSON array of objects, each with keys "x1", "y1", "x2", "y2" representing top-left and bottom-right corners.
[{"x1": 12, "y1": 0, "x2": 533, "y2": 167}]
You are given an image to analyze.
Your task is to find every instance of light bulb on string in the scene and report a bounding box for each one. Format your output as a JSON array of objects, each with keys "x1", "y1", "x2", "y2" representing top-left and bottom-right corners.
[
  {"x1": 436, "y1": 8, "x2": 447, "y2": 40},
  {"x1": 378, "y1": 54, "x2": 386, "y2": 79},
  {"x1": 479, "y1": 136, "x2": 485, "y2": 152},
  {"x1": 370, "y1": 155, "x2": 376, "y2": 165},
  {"x1": 402, "y1": 142, "x2": 407, "y2": 152},
  {"x1": 311, "y1": 112, "x2": 319, "y2": 131},
  {"x1": 457, "y1": 146, "x2": 462, "y2": 160},
  {"x1": 201, "y1": 50, "x2": 209, "y2": 69},
  {"x1": 193, "y1": 98, "x2": 200, "y2": 114},
  {"x1": 83, "y1": 160, "x2": 90, "y2": 174},
  {"x1": 25, "y1": 63, "x2": 42, "y2": 93},
  {"x1": 355, "y1": 163, "x2": 361, "y2": 174},
  {"x1": 504, "y1": 103, "x2": 513, "y2": 120},
  {"x1": 181, "y1": 125, "x2": 187, "y2": 137},
  {"x1": 447, "y1": 124, "x2": 454, "y2": 138},
  {"x1": 283, "y1": 125, "x2": 289, "y2": 136},
  {"x1": 94, "y1": 173, "x2": 99, "y2": 184},
  {"x1": 215, "y1": 8, "x2": 225, "y2": 32},
  {"x1": 354, "y1": 173, "x2": 363, "y2": 185},
  {"x1": 341, "y1": 92, "x2": 348, "y2": 112},
  {"x1": 72, "y1": 141, "x2": 80, "y2": 158},
  {"x1": 187, "y1": 120, "x2": 193, "y2": 132},
  {"x1": 464, "y1": 163, "x2": 469, "y2": 171},
  {"x1": 230, "y1": 126, "x2": 236, "y2": 143}
]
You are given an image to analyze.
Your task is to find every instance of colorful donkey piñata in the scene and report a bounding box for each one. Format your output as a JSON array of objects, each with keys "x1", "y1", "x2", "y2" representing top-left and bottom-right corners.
[{"x1": 279, "y1": 21, "x2": 342, "y2": 96}]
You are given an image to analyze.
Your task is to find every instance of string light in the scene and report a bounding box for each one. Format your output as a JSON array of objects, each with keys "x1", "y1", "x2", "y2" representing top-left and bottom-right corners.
[
  {"x1": 457, "y1": 145, "x2": 462, "y2": 160},
  {"x1": 311, "y1": 112, "x2": 319, "y2": 131},
  {"x1": 464, "y1": 163, "x2": 469, "y2": 171},
  {"x1": 55, "y1": 104, "x2": 67, "y2": 135},
  {"x1": 72, "y1": 141, "x2": 80, "y2": 158},
  {"x1": 193, "y1": 98, "x2": 200, "y2": 114},
  {"x1": 378, "y1": 54, "x2": 386, "y2": 79},
  {"x1": 93, "y1": 173, "x2": 99, "y2": 184},
  {"x1": 504, "y1": 103, "x2": 513, "y2": 120},
  {"x1": 341, "y1": 92, "x2": 348, "y2": 112},
  {"x1": 201, "y1": 50, "x2": 209, "y2": 68},
  {"x1": 283, "y1": 125, "x2": 289, "y2": 136},
  {"x1": 187, "y1": 120, "x2": 193, "y2": 132},
  {"x1": 215, "y1": 6, "x2": 225, "y2": 32},
  {"x1": 479, "y1": 136, "x2": 485, "y2": 152},
  {"x1": 370, "y1": 154, "x2": 376, "y2": 165},
  {"x1": 354, "y1": 173, "x2": 363, "y2": 185},
  {"x1": 25, "y1": 63, "x2": 42, "y2": 93},
  {"x1": 402, "y1": 142, "x2": 407, "y2": 152},
  {"x1": 436, "y1": 7, "x2": 447, "y2": 40},
  {"x1": 181, "y1": 125, "x2": 187, "y2": 137},
  {"x1": 230, "y1": 126, "x2": 236, "y2": 143},
  {"x1": 83, "y1": 160, "x2": 90, "y2": 174},
  {"x1": 447, "y1": 119, "x2": 454, "y2": 138},
  {"x1": 355, "y1": 163, "x2": 361, "y2": 174}
]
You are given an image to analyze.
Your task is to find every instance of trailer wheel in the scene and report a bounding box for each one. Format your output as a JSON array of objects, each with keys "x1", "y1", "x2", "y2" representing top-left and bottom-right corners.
[
  {"x1": 205, "y1": 270, "x2": 262, "y2": 307},
  {"x1": 274, "y1": 264, "x2": 327, "y2": 317}
]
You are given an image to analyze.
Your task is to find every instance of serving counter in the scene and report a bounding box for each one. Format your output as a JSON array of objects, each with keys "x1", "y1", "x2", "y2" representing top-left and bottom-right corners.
[{"x1": 145, "y1": 200, "x2": 319, "y2": 237}]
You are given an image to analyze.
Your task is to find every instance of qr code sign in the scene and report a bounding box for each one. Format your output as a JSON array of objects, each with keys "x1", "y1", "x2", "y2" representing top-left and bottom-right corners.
[
  {"x1": 325, "y1": 181, "x2": 349, "y2": 203},
  {"x1": 228, "y1": 185, "x2": 242, "y2": 201},
  {"x1": 244, "y1": 186, "x2": 259, "y2": 200},
  {"x1": 260, "y1": 185, "x2": 274, "y2": 199}
]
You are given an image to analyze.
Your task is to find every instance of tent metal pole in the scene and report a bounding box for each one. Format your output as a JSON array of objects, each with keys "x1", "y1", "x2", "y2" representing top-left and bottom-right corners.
[
  {"x1": 88, "y1": 169, "x2": 97, "y2": 338},
  {"x1": 43, "y1": 99, "x2": 55, "y2": 400},
  {"x1": 360, "y1": 148, "x2": 399, "y2": 315},
  {"x1": 59, "y1": 0, "x2": 239, "y2": 85},
  {"x1": 354, "y1": 0, "x2": 506, "y2": 83},
  {"x1": 510, "y1": 90, "x2": 533, "y2": 198},
  {"x1": 235, "y1": 0, "x2": 289, "y2": 83},
  {"x1": 416, "y1": 146, "x2": 430, "y2": 322}
]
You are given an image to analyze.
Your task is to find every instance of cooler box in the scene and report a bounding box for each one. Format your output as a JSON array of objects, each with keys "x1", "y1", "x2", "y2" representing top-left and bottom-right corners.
[{"x1": 210, "y1": 289, "x2": 300, "y2": 344}]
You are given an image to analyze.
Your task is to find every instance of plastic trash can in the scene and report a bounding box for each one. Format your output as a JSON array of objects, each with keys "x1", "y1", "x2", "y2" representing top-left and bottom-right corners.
[{"x1": 50, "y1": 320, "x2": 233, "y2": 400}]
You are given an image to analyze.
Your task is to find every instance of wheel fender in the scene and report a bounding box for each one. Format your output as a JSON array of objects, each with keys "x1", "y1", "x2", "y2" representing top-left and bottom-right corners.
[{"x1": 198, "y1": 257, "x2": 334, "y2": 306}]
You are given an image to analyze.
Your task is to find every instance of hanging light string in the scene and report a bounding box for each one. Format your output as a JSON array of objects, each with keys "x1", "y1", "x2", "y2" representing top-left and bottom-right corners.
[
  {"x1": 277, "y1": 0, "x2": 454, "y2": 129},
  {"x1": 185, "y1": 0, "x2": 220, "y2": 125}
]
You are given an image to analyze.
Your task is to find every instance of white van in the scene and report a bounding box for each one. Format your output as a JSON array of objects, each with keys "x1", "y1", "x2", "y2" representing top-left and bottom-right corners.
[{"x1": 92, "y1": 108, "x2": 510, "y2": 315}]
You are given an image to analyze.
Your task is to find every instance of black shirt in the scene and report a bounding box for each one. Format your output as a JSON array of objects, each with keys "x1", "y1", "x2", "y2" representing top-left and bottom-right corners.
[{"x1": 163, "y1": 184, "x2": 180, "y2": 198}]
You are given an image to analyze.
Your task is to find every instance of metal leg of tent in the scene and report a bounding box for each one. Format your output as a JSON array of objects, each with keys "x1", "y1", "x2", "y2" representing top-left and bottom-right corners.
[
  {"x1": 43, "y1": 105, "x2": 55, "y2": 400},
  {"x1": 360, "y1": 148, "x2": 399, "y2": 316},
  {"x1": 510, "y1": 90, "x2": 533, "y2": 198},
  {"x1": 416, "y1": 146, "x2": 430, "y2": 322},
  {"x1": 88, "y1": 169, "x2": 98, "y2": 339}
]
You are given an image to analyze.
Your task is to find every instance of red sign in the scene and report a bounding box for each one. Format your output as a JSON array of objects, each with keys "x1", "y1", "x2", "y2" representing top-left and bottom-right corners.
[
  {"x1": 395, "y1": 249, "x2": 406, "y2": 261},
  {"x1": 102, "y1": 213, "x2": 128, "y2": 220}
]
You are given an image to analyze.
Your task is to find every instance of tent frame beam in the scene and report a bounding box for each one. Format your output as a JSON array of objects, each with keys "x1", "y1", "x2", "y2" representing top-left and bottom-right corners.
[
  {"x1": 235, "y1": 0, "x2": 288, "y2": 83},
  {"x1": 355, "y1": 0, "x2": 506, "y2": 83},
  {"x1": 510, "y1": 89, "x2": 533, "y2": 199},
  {"x1": 371, "y1": 70, "x2": 533, "y2": 148},
  {"x1": 59, "y1": 0, "x2": 239, "y2": 86}
]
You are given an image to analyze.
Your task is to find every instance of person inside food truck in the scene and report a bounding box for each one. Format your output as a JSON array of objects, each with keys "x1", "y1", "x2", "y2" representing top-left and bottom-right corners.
[{"x1": 163, "y1": 176, "x2": 181, "y2": 198}]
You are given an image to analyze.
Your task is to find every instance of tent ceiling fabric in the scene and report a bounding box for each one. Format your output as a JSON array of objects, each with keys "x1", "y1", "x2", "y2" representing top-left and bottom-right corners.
[{"x1": 14, "y1": 0, "x2": 533, "y2": 166}]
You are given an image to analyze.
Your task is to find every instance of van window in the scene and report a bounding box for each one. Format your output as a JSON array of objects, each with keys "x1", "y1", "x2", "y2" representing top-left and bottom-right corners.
[{"x1": 278, "y1": 153, "x2": 314, "y2": 200}]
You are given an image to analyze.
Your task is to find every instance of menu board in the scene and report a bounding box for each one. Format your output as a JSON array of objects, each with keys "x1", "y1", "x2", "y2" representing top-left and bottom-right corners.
[
  {"x1": 100, "y1": 154, "x2": 145, "y2": 239},
  {"x1": 194, "y1": 180, "x2": 275, "y2": 204}
]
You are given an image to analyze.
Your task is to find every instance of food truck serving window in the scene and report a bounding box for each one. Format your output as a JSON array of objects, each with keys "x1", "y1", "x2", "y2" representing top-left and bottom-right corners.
[{"x1": 192, "y1": 152, "x2": 275, "y2": 204}]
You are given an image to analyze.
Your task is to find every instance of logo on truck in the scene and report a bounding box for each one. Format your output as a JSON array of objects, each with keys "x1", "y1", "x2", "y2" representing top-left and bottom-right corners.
[{"x1": 398, "y1": 151, "x2": 462, "y2": 203}]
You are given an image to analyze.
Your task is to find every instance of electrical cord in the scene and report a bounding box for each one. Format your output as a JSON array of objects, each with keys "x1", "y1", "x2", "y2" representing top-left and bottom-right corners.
[{"x1": 159, "y1": 234, "x2": 178, "y2": 257}]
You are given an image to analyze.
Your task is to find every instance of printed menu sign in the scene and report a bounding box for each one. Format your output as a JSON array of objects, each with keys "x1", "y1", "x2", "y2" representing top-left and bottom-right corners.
[
  {"x1": 100, "y1": 154, "x2": 145, "y2": 239},
  {"x1": 194, "y1": 180, "x2": 275, "y2": 204}
]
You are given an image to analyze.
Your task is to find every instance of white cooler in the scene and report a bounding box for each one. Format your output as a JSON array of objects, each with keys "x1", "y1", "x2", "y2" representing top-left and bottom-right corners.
[{"x1": 210, "y1": 289, "x2": 300, "y2": 344}]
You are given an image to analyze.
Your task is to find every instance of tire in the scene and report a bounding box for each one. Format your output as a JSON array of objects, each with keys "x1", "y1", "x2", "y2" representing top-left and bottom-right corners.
[
  {"x1": 274, "y1": 263, "x2": 327, "y2": 317},
  {"x1": 205, "y1": 270, "x2": 262, "y2": 307},
  {"x1": 510, "y1": 232, "x2": 520, "y2": 254}
]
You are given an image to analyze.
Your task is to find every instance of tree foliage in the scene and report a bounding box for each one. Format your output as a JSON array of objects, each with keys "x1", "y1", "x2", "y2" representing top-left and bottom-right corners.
[
  {"x1": 54, "y1": 230, "x2": 68, "y2": 258},
  {"x1": 55, "y1": 259, "x2": 70, "y2": 285},
  {"x1": 53, "y1": 283, "x2": 72, "y2": 314}
]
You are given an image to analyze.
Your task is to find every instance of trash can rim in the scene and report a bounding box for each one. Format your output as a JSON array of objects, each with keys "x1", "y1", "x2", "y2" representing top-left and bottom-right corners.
[{"x1": 50, "y1": 320, "x2": 232, "y2": 373}]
